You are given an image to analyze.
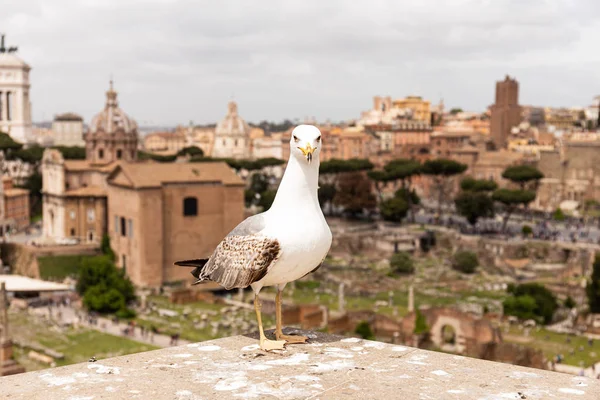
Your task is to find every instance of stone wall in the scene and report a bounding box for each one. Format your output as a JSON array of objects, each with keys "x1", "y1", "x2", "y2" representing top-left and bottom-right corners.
[{"x1": 0, "y1": 243, "x2": 39, "y2": 278}]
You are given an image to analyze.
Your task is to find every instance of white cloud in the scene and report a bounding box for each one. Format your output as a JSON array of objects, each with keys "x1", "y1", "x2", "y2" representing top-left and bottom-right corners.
[{"x1": 2, "y1": 0, "x2": 600, "y2": 124}]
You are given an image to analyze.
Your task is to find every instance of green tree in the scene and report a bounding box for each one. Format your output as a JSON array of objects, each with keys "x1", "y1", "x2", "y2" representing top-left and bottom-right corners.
[
  {"x1": 449, "y1": 108, "x2": 463, "y2": 115},
  {"x1": 494, "y1": 165, "x2": 543, "y2": 231},
  {"x1": 522, "y1": 225, "x2": 533, "y2": 237},
  {"x1": 333, "y1": 172, "x2": 376, "y2": 217},
  {"x1": 76, "y1": 256, "x2": 136, "y2": 314},
  {"x1": 564, "y1": 296, "x2": 576, "y2": 309},
  {"x1": 100, "y1": 235, "x2": 116, "y2": 261},
  {"x1": 454, "y1": 192, "x2": 494, "y2": 226},
  {"x1": 379, "y1": 196, "x2": 409, "y2": 223},
  {"x1": 587, "y1": 254, "x2": 600, "y2": 313},
  {"x1": 53, "y1": 146, "x2": 86, "y2": 160},
  {"x1": 318, "y1": 184, "x2": 337, "y2": 211},
  {"x1": 502, "y1": 165, "x2": 544, "y2": 190},
  {"x1": 553, "y1": 208, "x2": 565, "y2": 221},
  {"x1": 414, "y1": 309, "x2": 429, "y2": 335},
  {"x1": 355, "y1": 321, "x2": 375, "y2": 340},
  {"x1": 176, "y1": 146, "x2": 204, "y2": 158},
  {"x1": 368, "y1": 159, "x2": 421, "y2": 221},
  {"x1": 422, "y1": 159, "x2": 468, "y2": 219},
  {"x1": 460, "y1": 177, "x2": 497, "y2": 192},
  {"x1": 492, "y1": 189, "x2": 536, "y2": 233},
  {"x1": 389, "y1": 251, "x2": 414, "y2": 275},
  {"x1": 503, "y1": 295, "x2": 538, "y2": 322},
  {"x1": 452, "y1": 251, "x2": 479, "y2": 274},
  {"x1": 258, "y1": 190, "x2": 276, "y2": 211},
  {"x1": 506, "y1": 283, "x2": 558, "y2": 324}
]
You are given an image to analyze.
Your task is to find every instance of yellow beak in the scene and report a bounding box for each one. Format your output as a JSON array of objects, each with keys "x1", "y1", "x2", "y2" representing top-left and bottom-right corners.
[{"x1": 298, "y1": 143, "x2": 315, "y2": 163}]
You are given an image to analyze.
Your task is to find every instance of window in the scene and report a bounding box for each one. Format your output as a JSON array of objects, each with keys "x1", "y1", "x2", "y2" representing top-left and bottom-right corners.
[
  {"x1": 88, "y1": 231, "x2": 94, "y2": 242},
  {"x1": 114, "y1": 215, "x2": 119, "y2": 233},
  {"x1": 120, "y1": 217, "x2": 126, "y2": 236},
  {"x1": 70, "y1": 211, "x2": 76, "y2": 220},
  {"x1": 234, "y1": 139, "x2": 238, "y2": 147},
  {"x1": 128, "y1": 219, "x2": 133, "y2": 238},
  {"x1": 183, "y1": 197, "x2": 198, "y2": 216},
  {"x1": 222, "y1": 139, "x2": 226, "y2": 146},
  {"x1": 116, "y1": 149, "x2": 123, "y2": 159},
  {"x1": 98, "y1": 149, "x2": 104, "y2": 159},
  {"x1": 70, "y1": 228, "x2": 75, "y2": 237},
  {"x1": 122, "y1": 254, "x2": 127, "y2": 271},
  {"x1": 87, "y1": 209, "x2": 95, "y2": 222}
]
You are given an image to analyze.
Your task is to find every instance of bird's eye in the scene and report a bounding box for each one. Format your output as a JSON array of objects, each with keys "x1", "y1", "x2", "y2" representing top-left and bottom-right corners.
[
  {"x1": 316, "y1": 136, "x2": 321, "y2": 142},
  {"x1": 293, "y1": 135, "x2": 300, "y2": 142}
]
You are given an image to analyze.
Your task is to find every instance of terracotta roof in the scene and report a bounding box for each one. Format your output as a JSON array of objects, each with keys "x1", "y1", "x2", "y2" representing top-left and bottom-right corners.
[
  {"x1": 64, "y1": 160, "x2": 118, "y2": 173},
  {"x1": 64, "y1": 186, "x2": 107, "y2": 197},
  {"x1": 4, "y1": 188, "x2": 29, "y2": 197},
  {"x1": 108, "y1": 162, "x2": 244, "y2": 189}
]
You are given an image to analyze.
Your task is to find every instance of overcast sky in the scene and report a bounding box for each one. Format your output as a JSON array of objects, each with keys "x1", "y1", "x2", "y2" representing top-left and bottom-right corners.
[{"x1": 3, "y1": 0, "x2": 600, "y2": 126}]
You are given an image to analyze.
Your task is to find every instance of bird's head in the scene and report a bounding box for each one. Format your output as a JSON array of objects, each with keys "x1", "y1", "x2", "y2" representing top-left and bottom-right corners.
[{"x1": 290, "y1": 125, "x2": 322, "y2": 165}]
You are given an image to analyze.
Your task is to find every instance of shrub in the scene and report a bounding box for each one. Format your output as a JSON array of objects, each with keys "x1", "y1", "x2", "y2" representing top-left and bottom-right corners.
[
  {"x1": 452, "y1": 251, "x2": 479, "y2": 274},
  {"x1": 564, "y1": 296, "x2": 576, "y2": 309},
  {"x1": 389, "y1": 252, "x2": 414, "y2": 275},
  {"x1": 115, "y1": 307, "x2": 137, "y2": 319},
  {"x1": 414, "y1": 309, "x2": 429, "y2": 335},
  {"x1": 101, "y1": 235, "x2": 115, "y2": 261},
  {"x1": 354, "y1": 321, "x2": 375, "y2": 340},
  {"x1": 522, "y1": 225, "x2": 533, "y2": 237},
  {"x1": 77, "y1": 256, "x2": 136, "y2": 314},
  {"x1": 505, "y1": 283, "x2": 558, "y2": 324},
  {"x1": 379, "y1": 197, "x2": 409, "y2": 223},
  {"x1": 553, "y1": 208, "x2": 565, "y2": 221}
]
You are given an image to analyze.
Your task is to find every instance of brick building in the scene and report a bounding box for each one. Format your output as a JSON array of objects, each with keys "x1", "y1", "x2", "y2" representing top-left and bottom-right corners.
[
  {"x1": 490, "y1": 76, "x2": 522, "y2": 149},
  {"x1": 0, "y1": 176, "x2": 29, "y2": 235},
  {"x1": 106, "y1": 162, "x2": 244, "y2": 288}
]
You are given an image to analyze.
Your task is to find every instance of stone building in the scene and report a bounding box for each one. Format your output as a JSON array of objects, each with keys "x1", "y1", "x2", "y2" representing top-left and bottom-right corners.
[
  {"x1": 143, "y1": 131, "x2": 186, "y2": 155},
  {"x1": 211, "y1": 101, "x2": 251, "y2": 159},
  {"x1": 51, "y1": 113, "x2": 85, "y2": 147},
  {"x1": 85, "y1": 81, "x2": 138, "y2": 164},
  {"x1": 393, "y1": 96, "x2": 431, "y2": 123},
  {"x1": 2, "y1": 176, "x2": 29, "y2": 233},
  {"x1": 535, "y1": 134, "x2": 600, "y2": 211},
  {"x1": 490, "y1": 75, "x2": 522, "y2": 149},
  {"x1": 0, "y1": 35, "x2": 32, "y2": 144},
  {"x1": 41, "y1": 149, "x2": 112, "y2": 243},
  {"x1": 106, "y1": 162, "x2": 244, "y2": 288}
]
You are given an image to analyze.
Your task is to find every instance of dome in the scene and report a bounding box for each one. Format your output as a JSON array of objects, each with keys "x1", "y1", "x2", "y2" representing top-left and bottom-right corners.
[
  {"x1": 0, "y1": 53, "x2": 29, "y2": 69},
  {"x1": 215, "y1": 101, "x2": 250, "y2": 137},
  {"x1": 89, "y1": 81, "x2": 137, "y2": 135}
]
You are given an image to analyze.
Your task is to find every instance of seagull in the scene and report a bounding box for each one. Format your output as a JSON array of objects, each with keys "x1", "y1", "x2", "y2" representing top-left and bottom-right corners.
[{"x1": 175, "y1": 125, "x2": 332, "y2": 350}]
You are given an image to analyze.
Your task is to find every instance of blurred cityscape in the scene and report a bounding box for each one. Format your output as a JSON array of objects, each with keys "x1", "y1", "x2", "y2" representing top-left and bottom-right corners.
[{"x1": 0, "y1": 23, "x2": 600, "y2": 382}]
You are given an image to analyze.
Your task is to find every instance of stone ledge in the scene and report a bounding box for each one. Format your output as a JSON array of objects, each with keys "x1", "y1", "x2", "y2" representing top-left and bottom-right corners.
[{"x1": 0, "y1": 329, "x2": 598, "y2": 399}]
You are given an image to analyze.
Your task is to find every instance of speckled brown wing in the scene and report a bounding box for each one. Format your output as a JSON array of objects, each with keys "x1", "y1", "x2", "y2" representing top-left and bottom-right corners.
[{"x1": 196, "y1": 235, "x2": 281, "y2": 290}]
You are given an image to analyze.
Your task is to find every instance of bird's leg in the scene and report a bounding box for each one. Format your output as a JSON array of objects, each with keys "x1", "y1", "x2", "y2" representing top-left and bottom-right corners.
[
  {"x1": 254, "y1": 294, "x2": 285, "y2": 351},
  {"x1": 275, "y1": 289, "x2": 308, "y2": 344}
]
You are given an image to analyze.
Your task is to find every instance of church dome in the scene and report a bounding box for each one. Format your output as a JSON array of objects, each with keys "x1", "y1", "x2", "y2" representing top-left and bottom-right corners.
[
  {"x1": 215, "y1": 101, "x2": 250, "y2": 137},
  {"x1": 89, "y1": 81, "x2": 138, "y2": 135}
]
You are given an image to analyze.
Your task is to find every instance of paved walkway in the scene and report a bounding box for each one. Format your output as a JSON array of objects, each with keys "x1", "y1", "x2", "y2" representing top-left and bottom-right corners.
[{"x1": 30, "y1": 305, "x2": 190, "y2": 348}]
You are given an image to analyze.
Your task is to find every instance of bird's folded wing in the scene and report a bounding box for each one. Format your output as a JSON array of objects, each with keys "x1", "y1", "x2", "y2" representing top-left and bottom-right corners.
[{"x1": 201, "y1": 234, "x2": 281, "y2": 290}]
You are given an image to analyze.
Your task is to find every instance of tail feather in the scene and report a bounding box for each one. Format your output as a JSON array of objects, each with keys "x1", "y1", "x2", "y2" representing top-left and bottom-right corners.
[{"x1": 174, "y1": 259, "x2": 209, "y2": 281}]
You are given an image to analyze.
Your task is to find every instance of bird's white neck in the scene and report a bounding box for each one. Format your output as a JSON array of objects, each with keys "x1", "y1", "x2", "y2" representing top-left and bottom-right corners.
[{"x1": 269, "y1": 154, "x2": 320, "y2": 215}]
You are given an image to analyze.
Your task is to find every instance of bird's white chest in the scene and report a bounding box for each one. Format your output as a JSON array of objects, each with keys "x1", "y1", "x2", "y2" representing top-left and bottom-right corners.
[{"x1": 259, "y1": 212, "x2": 332, "y2": 287}]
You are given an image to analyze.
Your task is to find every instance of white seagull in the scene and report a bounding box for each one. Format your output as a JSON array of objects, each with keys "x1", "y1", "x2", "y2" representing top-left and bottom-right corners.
[{"x1": 175, "y1": 125, "x2": 332, "y2": 350}]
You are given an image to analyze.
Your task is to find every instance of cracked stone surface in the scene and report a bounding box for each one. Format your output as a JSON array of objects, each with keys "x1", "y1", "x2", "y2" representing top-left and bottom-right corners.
[{"x1": 0, "y1": 329, "x2": 598, "y2": 399}]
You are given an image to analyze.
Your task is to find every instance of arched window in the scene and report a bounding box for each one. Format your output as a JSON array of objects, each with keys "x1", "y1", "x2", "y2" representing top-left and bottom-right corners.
[
  {"x1": 116, "y1": 149, "x2": 123, "y2": 159},
  {"x1": 183, "y1": 197, "x2": 198, "y2": 216},
  {"x1": 98, "y1": 149, "x2": 104, "y2": 159}
]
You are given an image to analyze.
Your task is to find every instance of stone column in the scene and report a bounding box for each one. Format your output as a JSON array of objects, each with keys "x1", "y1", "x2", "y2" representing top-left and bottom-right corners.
[
  {"x1": 338, "y1": 283, "x2": 345, "y2": 314},
  {"x1": 0, "y1": 281, "x2": 25, "y2": 376}
]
